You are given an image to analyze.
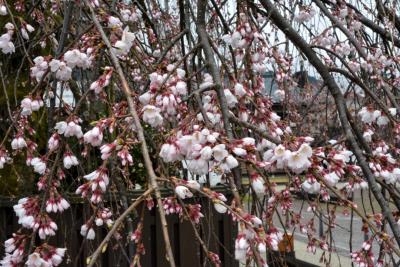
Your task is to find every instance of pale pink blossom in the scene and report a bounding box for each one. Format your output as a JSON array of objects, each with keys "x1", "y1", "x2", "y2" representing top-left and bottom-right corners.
[
  {"x1": 11, "y1": 136, "x2": 27, "y2": 150},
  {"x1": 83, "y1": 126, "x2": 103, "y2": 146},
  {"x1": 108, "y1": 16, "x2": 122, "y2": 28},
  {"x1": 63, "y1": 152, "x2": 79, "y2": 169},
  {"x1": 142, "y1": 105, "x2": 163, "y2": 127},
  {"x1": 176, "y1": 81, "x2": 187, "y2": 95},
  {"x1": 251, "y1": 175, "x2": 265, "y2": 195},
  {"x1": 224, "y1": 155, "x2": 239, "y2": 170},
  {"x1": 186, "y1": 180, "x2": 201, "y2": 191},
  {"x1": 186, "y1": 159, "x2": 209, "y2": 175},
  {"x1": 233, "y1": 147, "x2": 247, "y2": 157},
  {"x1": 234, "y1": 83, "x2": 247, "y2": 97},
  {"x1": 139, "y1": 91, "x2": 152, "y2": 105},
  {"x1": 30, "y1": 157, "x2": 46, "y2": 174},
  {"x1": 224, "y1": 89, "x2": 238, "y2": 107},
  {"x1": 113, "y1": 27, "x2": 135, "y2": 56},
  {"x1": 48, "y1": 133, "x2": 60, "y2": 151},
  {"x1": 287, "y1": 151, "x2": 311, "y2": 173},
  {"x1": 55, "y1": 121, "x2": 83, "y2": 138},
  {"x1": 302, "y1": 179, "x2": 321, "y2": 194},
  {"x1": 64, "y1": 49, "x2": 91, "y2": 69},
  {"x1": 26, "y1": 252, "x2": 46, "y2": 267},
  {"x1": 0, "y1": 32, "x2": 14, "y2": 54},
  {"x1": 30, "y1": 56, "x2": 48, "y2": 81},
  {"x1": 160, "y1": 143, "x2": 181, "y2": 162},
  {"x1": 0, "y1": 5, "x2": 7, "y2": 16},
  {"x1": 117, "y1": 149, "x2": 133, "y2": 166},
  {"x1": 234, "y1": 235, "x2": 249, "y2": 261},
  {"x1": 80, "y1": 224, "x2": 95, "y2": 240},
  {"x1": 324, "y1": 172, "x2": 340, "y2": 186},
  {"x1": 100, "y1": 143, "x2": 116, "y2": 160},
  {"x1": 200, "y1": 146, "x2": 213, "y2": 160},
  {"x1": 212, "y1": 144, "x2": 228, "y2": 161},
  {"x1": 175, "y1": 185, "x2": 193, "y2": 199}
]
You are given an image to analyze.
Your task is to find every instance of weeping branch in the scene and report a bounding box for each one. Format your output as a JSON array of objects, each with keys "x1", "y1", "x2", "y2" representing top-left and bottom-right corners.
[{"x1": 84, "y1": 2, "x2": 177, "y2": 266}]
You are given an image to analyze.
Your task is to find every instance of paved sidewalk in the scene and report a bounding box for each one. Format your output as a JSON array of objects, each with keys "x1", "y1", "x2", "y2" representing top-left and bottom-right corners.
[
  {"x1": 239, "y1": 239, "x2": 353, "y2": 267},
  {"x1": 293, "y1": 239, "x2": 353, "y2": 266}
]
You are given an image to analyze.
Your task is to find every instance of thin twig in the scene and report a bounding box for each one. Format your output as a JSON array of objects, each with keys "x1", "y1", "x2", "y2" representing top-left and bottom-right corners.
[{"x1": 87, "y1": 188, "x2": 154, "y2": 267}]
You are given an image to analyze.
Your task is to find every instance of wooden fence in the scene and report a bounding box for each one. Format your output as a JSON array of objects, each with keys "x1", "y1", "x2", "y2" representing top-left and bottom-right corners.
[{"x1": 0, "y1": 191, "x2": 238, "y2": 267}]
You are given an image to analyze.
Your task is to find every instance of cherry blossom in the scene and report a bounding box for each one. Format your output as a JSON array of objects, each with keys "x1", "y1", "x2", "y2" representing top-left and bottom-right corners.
[
  {"x1": 80, "y1": 224, "x2": 96, "y2": 240},
  {"x1": 55, "y1": 120, "x2": 83, "y2": 138},
  {"x1": 64, "y1": 49, "x2": 91, "y2": 69},
  {"x1": 113, "y1": 27, "x2": 135, "y2": 56},
  {"x1": 142, "y1": 105, "x2": 163, "y2": 127},
  {"x1": 234, "y1": 235, "x2": 249, "y2": 261},
  {"x1": 294, "y1": 6, "x2": 316, "y2": 23},
  {"x1": 175, "y1": 185, "x2": 193, "y2": 199},
  {"x1": 21, "y1": 97, "x2": 44, "y2": 116},
  {"x1": 30, "y1": 157, "x2": 46, "y2": 175},
  {"x1": 31, "y1": 56, "x2": 48, "y2": 81},
  {"x1": 160, "y1": 143, "x2": 181, "y2": 162},
  {"x1": 0, "y1": 5, "x2": 7, "y2": 16},
  {"x1": 0, "y1": 149, "x2": 10, "y2": 169},
  {"x1": 11, "y1": 136, "x2": 27, "y2": 150},
  {"x1": 251, "y1": 174, "x2": 266, "y2": 195},
  {"x1": 0, "y1": 28, "x2": 14, "y2": 54},
  {"x1": 63, "y1": 152, "x2": 79, "y2": 169},
  {"x1": 83, "y1": 126, "x2": 104, "y2": 147},
  {"x1": 49, "y1": 59, "x2": 72, "y2": 81},
  {"x1": 89, "y1": 67, "x2": 113, "y2": 94}
]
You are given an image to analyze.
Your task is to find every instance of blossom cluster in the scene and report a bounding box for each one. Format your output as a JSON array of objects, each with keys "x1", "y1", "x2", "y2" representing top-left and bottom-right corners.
[
  {"x1": 31, "y1": 48, "x2": 92, "y2": 81},
  {"x1": 139, "y1": 67, "x2": 189, "y2": 127},
  {"x1": 160, "y1": 127, "x2": 246, "y2": 175},
  {"x1": 294, "y1": 6, "x2": 316, "y2": 23}
]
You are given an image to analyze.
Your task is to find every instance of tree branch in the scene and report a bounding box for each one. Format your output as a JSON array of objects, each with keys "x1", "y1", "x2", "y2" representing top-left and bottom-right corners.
[
  {"x1": 84, "y1": 2, "x2": 177, "y2": 266},
  {"x1": 87, "y1": 188, "x2": 154, "y2": 267}
]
